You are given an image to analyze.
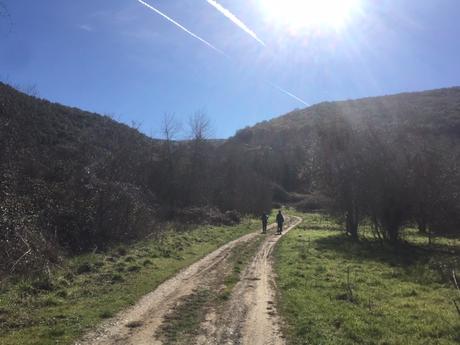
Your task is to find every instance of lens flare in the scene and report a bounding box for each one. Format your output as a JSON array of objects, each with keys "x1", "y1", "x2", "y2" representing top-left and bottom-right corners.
[{"x1": 260, "y1": 0, "x2": 362, "y2": 34}]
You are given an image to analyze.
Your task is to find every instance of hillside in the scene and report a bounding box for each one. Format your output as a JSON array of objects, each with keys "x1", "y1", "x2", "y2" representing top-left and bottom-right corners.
[
  {"x1": 241, "y1": 87, "x2": 460, "y2": 139},
  {"x1": 0, "y1": 83, "x2": 167, "y2": 274},
  {"x1": 228, "y1": 87, "x2": 460, "y2": 194},
  {"x1": 0, "y1": 82, "x2": 261, "y2": 276},
  {"x1": 2, "y1": 83, "x2": 460, "y2": 276}
]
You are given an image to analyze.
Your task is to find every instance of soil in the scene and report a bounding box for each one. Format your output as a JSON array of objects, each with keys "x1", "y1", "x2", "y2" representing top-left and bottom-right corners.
[{"x1": 75, "y1": 216, "x2": 302, "y2": 345}]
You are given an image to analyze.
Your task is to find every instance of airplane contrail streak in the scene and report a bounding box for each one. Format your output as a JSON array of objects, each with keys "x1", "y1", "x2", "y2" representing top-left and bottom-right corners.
[
  {"x1": 136, "y1": 0, "x2": 308, "y2": 106},
  {"x1": 136, "y1": 0, "x2": 225, "y2": 56},
  {"x1": 206, "y1": 0, "x2": 265, "y2": 46},
  {"x1": 269, "y1": 82, "x2": 310, "y2": 106}
]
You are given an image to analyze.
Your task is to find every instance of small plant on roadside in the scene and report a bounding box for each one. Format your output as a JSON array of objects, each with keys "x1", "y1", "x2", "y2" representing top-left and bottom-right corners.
[
  {"x1": 76, "y1": 262, "x2": 93, "y2": 275},
  {"x1": 142, "y1": 259, "x2": 153, "y2": 266},
  {"x1": 127, "y1": 265, "x2": 141, "y2": 272},
  {"x1": 39, "y1": 295, "x2": 62, "y2": 307},
  {"x1": 124, "y1": 256, "x2": 135, "y2": 263},
  {"x1": 99, "y1": 310, "x2": 113, "y2": 319},
  {"x1": 55, "y1": 289, "x2": 68, "y2": 298},
  {"x1": 32, "y1": 275, "x2": 54, "y2": 292},
  {"x1": 111, "y1": 273, "x2": 124, "y2": 283}
]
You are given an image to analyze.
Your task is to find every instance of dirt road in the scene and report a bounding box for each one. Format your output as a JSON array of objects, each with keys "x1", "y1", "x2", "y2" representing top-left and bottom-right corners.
[{"x1": 76, "y1": 216, "x2": 302, "y2": 345}]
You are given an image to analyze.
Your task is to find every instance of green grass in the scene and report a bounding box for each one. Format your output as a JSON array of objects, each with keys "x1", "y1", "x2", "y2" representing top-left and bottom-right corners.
[
  {"x1": 220, "y1": 234, "x2": 265, "y2": 298},
  {"x1": 0, "y1": 218, "x2": 261, "y2": 345},
  {"x1": 275, "y1": 213, "x2": 460, "y2": 345},
  {"x1": 159, "y1": 288, "x2": 212, "y2": 344}
]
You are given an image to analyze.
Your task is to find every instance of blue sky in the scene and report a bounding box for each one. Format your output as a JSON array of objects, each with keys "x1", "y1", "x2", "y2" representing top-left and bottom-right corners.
[{"x1": 1, "y1": 0, "x2": 459, "y2": 138}]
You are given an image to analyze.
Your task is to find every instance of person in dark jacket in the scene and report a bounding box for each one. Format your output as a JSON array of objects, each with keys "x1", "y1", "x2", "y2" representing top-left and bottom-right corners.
[
  {"x1": 276, "y1": 210, "x2": 284, "y2": 235},
  {"x1": 261, "y1": 213, "x2": 269, "y2": 234}
]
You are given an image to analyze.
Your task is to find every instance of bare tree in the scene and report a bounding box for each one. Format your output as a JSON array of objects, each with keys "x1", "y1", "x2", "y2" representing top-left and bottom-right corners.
[
  {"x1": 188, "y1": 110, "x2": 211, "y2": 141},
  {"x1": 20, "y1": 83, "x2": 40, "y2": 98},
  {"x1": 5, "y1": 80, "x2": 41, "y2": 98},
  {"x1": 162, "y1": 112, "x2": 181, "y2": 142},
  {"x1": 185, "y1": 111, "x2": 213, "y2": 206},
  {"x1": 157, "y1": 113, "x2": 182, "y2": 210}
]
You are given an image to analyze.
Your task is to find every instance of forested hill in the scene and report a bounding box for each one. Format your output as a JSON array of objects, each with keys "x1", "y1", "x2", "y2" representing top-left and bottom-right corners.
[
  {"x1": 237, "y1": 87, "x2": 460, "y2": 142},
  {"x1": 228, "y1": 87, "x2": 460, "y2": 196},
  {"x1": 228, "y1": 86, "x2": 460, "y2": 243},
  {"x1": 0, "y1": 82, "x2": 265, "y2": 276},
  {"x1": 1, "y1": 82, "x2": 460, "y2": 275},
  {"x1": 0, "y1": 82, "x2": 166, "y2": 274},
  {"x1": 0, "y1": 82, "x2": 160, "y2": 182}
]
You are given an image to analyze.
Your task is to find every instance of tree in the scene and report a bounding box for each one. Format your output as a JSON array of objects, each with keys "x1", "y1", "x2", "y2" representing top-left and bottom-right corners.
[
  {"x1": 360, "y1": 130, "x2": 413, "y2": 243},
  {"x1": 184, "y1": 111, "x2": 213, "y2": 206},
  {"x1": 315, "y1": 115, "x2": 416, "y2": 243},
  {"x1": 156, "y1": 113, "x2": 181, "y2": 211},
  {"x1": 214, "y1": 144, "x2": 272, "y2": 214},
  {"x1": 316, "y1": 115, "x2": 365, "y2": 239},
  {"x1": 410, "y1": 141, "x2": 460, "y2": 239},
  {"x1": 188, "y1": 111, "x2": 211, "y2": 142}
]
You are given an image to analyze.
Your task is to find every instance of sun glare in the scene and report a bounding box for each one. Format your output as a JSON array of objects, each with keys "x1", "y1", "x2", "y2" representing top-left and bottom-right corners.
[{"x1": 260, "y1": 0, "x2": 362, "y2": 34}]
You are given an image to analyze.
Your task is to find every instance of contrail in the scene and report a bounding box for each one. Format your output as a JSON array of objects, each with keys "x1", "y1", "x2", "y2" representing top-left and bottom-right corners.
[
  {"x1": 136, "y1": 0, "x2": 308, "y2": 106},
  {"x1": 136, "y1": 0, "x2": 225, "y2": 55},
  {"x1": 206, "y1": 0, "x2": 265, "y2": 46},
  {"x1": 269, "y1": 82, "x2": 310, "y2": 106}
]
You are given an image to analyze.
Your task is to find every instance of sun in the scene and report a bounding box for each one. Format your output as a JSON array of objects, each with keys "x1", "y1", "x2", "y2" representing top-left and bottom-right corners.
[{"x1": 260, "y1": 0, "x2": 362, "y2": 34}]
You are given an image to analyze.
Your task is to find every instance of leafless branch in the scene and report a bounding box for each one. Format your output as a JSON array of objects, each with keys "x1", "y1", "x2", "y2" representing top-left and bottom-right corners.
[
  {"x1": 162, "y1": 112, "x2": 181, "y2": 141},
  {"x1": 453, "y1": 270, "x2": 459, "y2": 290},
  {"x1": 10, "y1": 249, "x2": 31, "y2": 273},
  {"x1": 452, "y1": 270, "x2": 460, "y2": 317},
  {"x1": 188, "y1": 110, "x2": 211, "y2": 141}
]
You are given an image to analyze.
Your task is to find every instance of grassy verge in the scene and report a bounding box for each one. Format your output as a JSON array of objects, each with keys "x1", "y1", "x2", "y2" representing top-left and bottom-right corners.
[
  {"x1": 0, "y1": 218, "x2": 261, "y2": 345},
  {"x1": 219, "y1": 234, "x2": 265, "y2": 300},
  {"x1": 157, "y1": 234, "x2": 265, "y2": 344},
  {"x1": 275, "y1": 213, "x2": 460, "y2": 345},
  {"x1": 160, "y1": 288, "x2": 212, "y2": 345}
]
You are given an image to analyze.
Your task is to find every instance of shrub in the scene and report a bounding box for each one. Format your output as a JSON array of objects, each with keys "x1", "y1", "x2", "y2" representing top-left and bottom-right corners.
[{"x1": 76, "y1": 262, "x2": 92, "y2": 274}]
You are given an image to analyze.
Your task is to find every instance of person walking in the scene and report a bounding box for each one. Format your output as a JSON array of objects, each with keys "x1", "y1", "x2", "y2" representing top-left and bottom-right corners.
[
  {"x1": 276, "y1": 210, "x2": 284, "y2": 235},
  {"x1": 261, "y1": 213, "x2": 269, "y2": 234}
]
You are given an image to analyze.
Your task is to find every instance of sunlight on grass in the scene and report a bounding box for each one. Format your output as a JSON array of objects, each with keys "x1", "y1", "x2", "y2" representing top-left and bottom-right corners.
[
  {"x1": 275, "y1": 213, "x2": 460, "y2": 345},
  {"x1": 0, "y1": 218, "x2": 260, "y2": 345}
]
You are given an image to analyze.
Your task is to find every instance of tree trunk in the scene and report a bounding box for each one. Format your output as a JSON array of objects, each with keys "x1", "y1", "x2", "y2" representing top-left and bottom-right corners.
[
  {"x1": 346, "y1": 210, "x2": 359, "y2": 240},
  {"x1": 417, "y1": 219, "x2": 427, "y2": 234},
  {"x1": 388, "y1": 225, "x2": 399, "y2": 244}
]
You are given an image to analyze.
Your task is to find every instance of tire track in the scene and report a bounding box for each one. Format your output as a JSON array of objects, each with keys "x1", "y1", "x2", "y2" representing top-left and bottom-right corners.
[
  {"x1": 196, "y1": 216, "x2": 302, "y2": 345},
  {"x1": 75, "y1": 224, "x2": 276, "y2": 345}
]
